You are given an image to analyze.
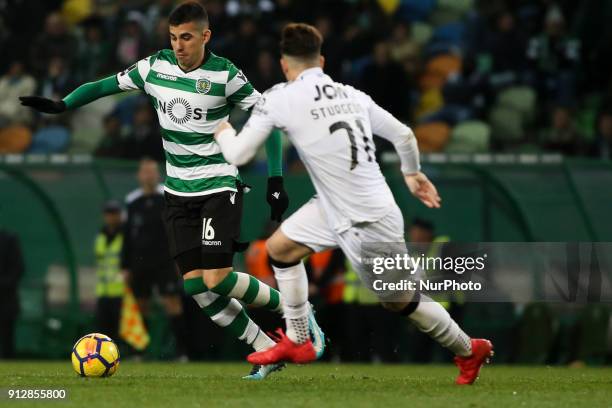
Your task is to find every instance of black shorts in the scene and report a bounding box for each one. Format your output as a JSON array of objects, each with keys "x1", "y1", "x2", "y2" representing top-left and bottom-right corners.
[
  {"x1": 163, "y1": 189, "x2": 244, "y2": 274},
  {"x1": 130, "y1": 265, "x2": 182, "y2": 298}
]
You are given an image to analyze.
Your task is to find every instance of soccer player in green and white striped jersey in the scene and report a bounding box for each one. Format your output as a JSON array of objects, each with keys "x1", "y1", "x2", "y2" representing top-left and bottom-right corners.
[{"x1": 20, "y1": 1, "x2": 324, "y2": 379}]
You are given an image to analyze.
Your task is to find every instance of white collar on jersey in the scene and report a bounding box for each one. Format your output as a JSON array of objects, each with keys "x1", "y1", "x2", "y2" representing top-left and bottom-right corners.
[{"x1": 296, "y1": 67, "x2": 324, "y2": 81}]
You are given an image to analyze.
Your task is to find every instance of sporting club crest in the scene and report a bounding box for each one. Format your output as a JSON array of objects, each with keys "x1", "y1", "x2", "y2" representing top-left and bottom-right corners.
[{"x1": 196, "y1": 78, "x2": 211, "y2": 94}]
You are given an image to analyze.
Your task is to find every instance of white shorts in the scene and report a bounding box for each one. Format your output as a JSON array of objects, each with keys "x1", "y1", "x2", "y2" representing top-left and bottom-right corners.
[{"x1": 281, "y1": 197, "x2": 414, "y2": 302}]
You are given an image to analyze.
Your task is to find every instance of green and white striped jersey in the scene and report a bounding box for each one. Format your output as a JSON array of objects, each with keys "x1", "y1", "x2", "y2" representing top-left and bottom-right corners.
[{"x1": 116, "y1": 49, "x2": 260, "y2": 196}]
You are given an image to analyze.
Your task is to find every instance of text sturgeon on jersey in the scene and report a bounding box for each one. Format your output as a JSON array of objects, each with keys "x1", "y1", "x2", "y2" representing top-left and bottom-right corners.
[{"x1": 311, "y1": 84, "x2": 364, "y2": 120}]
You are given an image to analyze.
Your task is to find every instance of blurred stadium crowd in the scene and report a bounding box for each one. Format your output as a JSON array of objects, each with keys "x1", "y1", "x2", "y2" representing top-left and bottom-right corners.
[
  {"x1": 1, "y1": 1, "x2": 611, "y2": 364},
  {"x1": 1, "y1": 0, "x2": 612, "y2": 164}
]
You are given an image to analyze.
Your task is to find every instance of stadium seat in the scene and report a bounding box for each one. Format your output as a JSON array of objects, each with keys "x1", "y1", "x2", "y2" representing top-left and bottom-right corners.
[
  {"x1": 414, "y1": 88, "x2": 444, "y2": 119},
  {"x1": 445, "y1": 120, "x2": 491, "y2": 153},
  {"x1": 419, "y1": 72, "x2": 447, "y2": 90},
  {"x1": 420, "y1": 54, "x2": 462, "y2": 90},
  {"x1": 0, "y1": 125, "x2": 32, "y2": 153},
  {"x1": 426, "y1": 54, "x2": 462, "y2": 80},
  {"x1": 436, "y1": 0, "x2": 474, "y2": 16},
  {"x1": 489, "y1": 106, "x2": 524, "y2": 144},
  {"x1": 423, "y1": 41, "x2": 461, "y2": 59},
  {"x1": 431, "y1": 22, "x2": 465, "y2": 46},
  {"x1": 421, "y1": 104, "x2": 473, "y2": 125},
  {"x1": 69, "y1": 94, "x2": 116, "y2": 153},
  {"x1": 496, "y1": 86, "x2": 537, "y2": 125},
  {"x1": 414, "y1": 122, "x2": 451, "y2": 152},
  {"x1": 430, "y1": 0, "x2": 473, "y2": 25},
  {"x1": 376, "y1": 0, "x2": 400, "y2": 15},
  {"x1": 61, "y1": 0, "x2": 93, "y2": 25},
  {"x1": 396, "y1": 0, "x2": 436, "y2": 22},
  {"x1": 28, "y1": 126, "x2": 70, "y2": 154},
  {"x1": 410, "y1": 21, "x2": 433, "y2": 46}
]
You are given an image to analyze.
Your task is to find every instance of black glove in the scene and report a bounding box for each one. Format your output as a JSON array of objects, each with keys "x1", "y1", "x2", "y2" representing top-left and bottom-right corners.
[
  {"x1": 19, "y1": 96, "x2": 66, "y2": 114},
  {"x1": 266, "y1": 176, "x2": 289, "y2": 222}
]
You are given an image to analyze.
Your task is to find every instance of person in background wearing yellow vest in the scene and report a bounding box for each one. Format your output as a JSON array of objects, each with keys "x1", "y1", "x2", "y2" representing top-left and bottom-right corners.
[{"x1": 94, "y1": 200, "x2": 125, "y2": 342}]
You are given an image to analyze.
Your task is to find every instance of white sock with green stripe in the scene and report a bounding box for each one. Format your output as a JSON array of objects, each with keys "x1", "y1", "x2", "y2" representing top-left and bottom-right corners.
[
  {"x1": 184, "y1": 278, "x2": 274, "y2": 351},
  {"x1": 209, "y1": 271, "x2": 282, "y2": 313}
]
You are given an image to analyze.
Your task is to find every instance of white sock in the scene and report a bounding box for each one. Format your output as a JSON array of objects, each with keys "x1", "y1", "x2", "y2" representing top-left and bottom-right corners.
[
  {"x1": 242, "y1": 320, "x2": 276, "y2": 351},
  {"x1": 406, "y1": 295, "x2": 472, "y2": 357},
  {"x1": 273, "y1": 261, "x2": 310, "y2": 344}
]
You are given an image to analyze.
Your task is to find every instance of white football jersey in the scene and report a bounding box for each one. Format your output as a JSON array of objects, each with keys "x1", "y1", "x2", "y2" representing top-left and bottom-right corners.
[{"x1": 243, "y1": 67, "x2": 414, "y2": 233}]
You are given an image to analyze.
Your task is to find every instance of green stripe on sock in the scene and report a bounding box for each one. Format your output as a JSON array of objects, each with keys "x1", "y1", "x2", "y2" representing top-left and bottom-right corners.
[
  {"x1": 267, "y1": 287, "x2": 281, "y2": 310},
  {"x1": 242, "y1": 276, "x2": 261, "y2": 304},
  {"x1": 225, "y1": 309, "x2": 250, "y2": 338},
  {"x1": 202, "y1": 296, "x2": 232, "y2": 317},
  {"x1": 183, "y1": 278, "x2": 207, "y2": 296},
  {"x1": 210, "y1": 272, "x2": 238, "y2": 296}
]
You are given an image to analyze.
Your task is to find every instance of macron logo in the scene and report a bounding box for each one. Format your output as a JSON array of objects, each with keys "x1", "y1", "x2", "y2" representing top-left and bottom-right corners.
[
  {"x1": 272, "y1": 192, "x2": 280, "y2": 199},
  {"x1": 157, "y1": 72, "x2": 177, "y2": 81}
]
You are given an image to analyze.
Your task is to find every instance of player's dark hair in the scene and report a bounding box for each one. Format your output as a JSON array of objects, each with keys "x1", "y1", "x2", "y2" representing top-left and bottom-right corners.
[
  {"x1": 168, "y1": 1, "x2": 209, "y2": 27},
  {"x1": 280, "y1": 23, "x2": 323, "y2": 60}
]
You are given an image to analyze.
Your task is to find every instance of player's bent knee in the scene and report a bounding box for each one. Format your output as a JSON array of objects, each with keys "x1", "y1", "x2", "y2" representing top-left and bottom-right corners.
[
  {"x1": 202, "y1": 267, "x2": 233, "y2": 288},
  {"x1": 183, "y1": 269, "x2": 203, "y2": 280},
  {"x1": 266, "y1": 229, "x2": 312, "y2": 264}
]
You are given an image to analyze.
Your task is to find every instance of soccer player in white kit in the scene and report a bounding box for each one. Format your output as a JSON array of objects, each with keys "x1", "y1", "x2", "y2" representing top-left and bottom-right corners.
[{"x1": 214, "y1": 23, "x2": 493, "y2": 385}]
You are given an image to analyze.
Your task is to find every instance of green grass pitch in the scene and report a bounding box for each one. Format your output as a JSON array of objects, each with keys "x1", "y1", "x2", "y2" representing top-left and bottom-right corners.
[{"x1": 1, "y1": 362, "x2": 611, "y2": 407}]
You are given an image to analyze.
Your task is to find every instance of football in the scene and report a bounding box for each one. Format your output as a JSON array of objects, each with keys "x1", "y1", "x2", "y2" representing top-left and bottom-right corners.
[{"x1": 71, "y1": 333, "x2": 120, "y2": 377}]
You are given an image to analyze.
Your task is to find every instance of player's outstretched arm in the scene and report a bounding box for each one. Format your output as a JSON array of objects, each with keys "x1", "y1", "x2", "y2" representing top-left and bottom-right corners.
[
  {"x1": 215, "y1": 121, "x2": 289, "y2": 220},
  {"x1": 264, "y1": 129, "x2": 289, "y2": 221},
  {"x1": 214, "y1": 121, "x2": 266, "y2": 165},
  {"x1": 218, "y1": 87, "x2": 290, "y2": 219},
  {"x1": 20, "y1": 75, "x2": 123, "y2": 113},
  {"x1": 363, "y1": 92, "x2": 441, "y2": 208}
]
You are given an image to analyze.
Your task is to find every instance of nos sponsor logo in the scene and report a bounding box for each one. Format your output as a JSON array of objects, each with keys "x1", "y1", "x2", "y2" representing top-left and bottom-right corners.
[{"x1": 155, "y1": 97, "x2": 204, "y2": 124}]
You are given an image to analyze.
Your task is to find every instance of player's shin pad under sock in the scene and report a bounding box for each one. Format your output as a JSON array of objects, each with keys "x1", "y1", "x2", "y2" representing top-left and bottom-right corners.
[
  {"x1": 272, "y1": 262, "x2": 310, "y2": 344},
  {"x1": 406, "y1": 294, "x2": 472, "y2": 357},
  {"x1": 209, "y1": 271, "x2": 281, "y2": 313},
  {"x1": 184, "y1": 278, "x2": 275, "y2": 351}
]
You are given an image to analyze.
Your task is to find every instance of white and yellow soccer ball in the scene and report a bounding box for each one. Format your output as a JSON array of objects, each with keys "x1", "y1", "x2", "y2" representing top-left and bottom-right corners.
[{"x1": 71, "y1": 333, "x2": 120, "y2": 377}]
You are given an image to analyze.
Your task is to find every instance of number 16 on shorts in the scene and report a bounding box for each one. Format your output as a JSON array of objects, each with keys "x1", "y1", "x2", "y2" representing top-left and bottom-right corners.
[{"x1": 202, "y1": 218, "x2": 216, "y2": 240}]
